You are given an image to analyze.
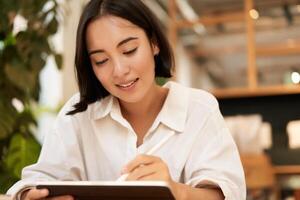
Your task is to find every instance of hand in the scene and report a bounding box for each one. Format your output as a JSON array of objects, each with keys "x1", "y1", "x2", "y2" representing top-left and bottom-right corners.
[
  {"x1": 122, "y1": 154, "x2": 172, "y2": 183},
  {"x1": 21, "y1": 188, "x2": 74, "y2": 200},
  {"x1": 122, "y1": 154, "x2": 186, "y2": 199}
]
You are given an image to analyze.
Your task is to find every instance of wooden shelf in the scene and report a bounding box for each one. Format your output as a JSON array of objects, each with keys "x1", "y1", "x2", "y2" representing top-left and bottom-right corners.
[
  {"x1": 188, "y1": 41, "x2": 300, "y2": 57},
  {"x1": 257, "y1": 42, "x2": 300, "y2": 56},
  {"x1": 168, "y1": 0, "x2": 300, "y2": 98},
  {"x1": 176, "y1": 11, "x2": 244, "y2": 27},
  {"x1": 274, "y1": 165, "x2": 300, "y2": 175},
  {"x1": 212, "y1": 85, "x2": 300, "y2": 99}
]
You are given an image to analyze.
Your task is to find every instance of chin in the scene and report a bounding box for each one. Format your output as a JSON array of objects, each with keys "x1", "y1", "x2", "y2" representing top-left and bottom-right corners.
[
  {"x1": 119, "y1": 97, "x2": 143, "y2": 104},
  {"x1": 117, "y1": 93, "x2": 146, "y2": 104}
]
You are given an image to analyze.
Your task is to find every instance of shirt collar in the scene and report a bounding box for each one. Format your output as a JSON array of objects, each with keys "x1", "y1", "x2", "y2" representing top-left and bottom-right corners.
[
  {"x1": 89, "y1": 95, "x2": 114, "y2": 120},
  {"x1": 89, "y1": 81, "x2": 189, "y2": 132},
  {"x1": 158, "y1": 81, "x2": 189, "y2": 132}
]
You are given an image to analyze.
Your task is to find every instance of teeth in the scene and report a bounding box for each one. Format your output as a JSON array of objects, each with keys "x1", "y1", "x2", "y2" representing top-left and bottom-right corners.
[{"x1": 118, "y1": 80, "x2": 135, "y2": 88}]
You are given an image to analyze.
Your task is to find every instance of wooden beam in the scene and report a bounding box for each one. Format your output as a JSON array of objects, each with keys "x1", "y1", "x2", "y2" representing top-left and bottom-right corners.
[
  {"x1": 168, "y1": 0, "x2": 177, "y2": 78},
  {"x1": 188, "y1": 46, "x2": 246, "y2": 57},
  {"x1": 245, "y1": 0, "x2": 258, "y2": 89},
  {"x1": 176, "y1": 12, "x2": 245, "y2": 28},
  {"x1": 187, "y1": 41, "x2": 300, "y2": 57},
  {"x1": 168, "y1": 0, "x2": 177, "y2": 49},
  {"x1": 184, "y1": 0, "x2": 299, "y2": 15},
  {"x1": 257, "y1": 41, "x2": 300, "y2": 56}
]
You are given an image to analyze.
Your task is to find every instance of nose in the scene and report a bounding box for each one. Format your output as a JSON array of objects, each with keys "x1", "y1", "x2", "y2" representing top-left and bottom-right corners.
[{"x1": 112, "y1": 58, "x2": 130, "y2": 78}]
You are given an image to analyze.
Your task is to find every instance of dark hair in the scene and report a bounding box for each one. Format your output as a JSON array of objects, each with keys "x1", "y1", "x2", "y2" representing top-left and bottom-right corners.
[{"x1": 67, "y1": 0, "x2": 174, "y2": 115}]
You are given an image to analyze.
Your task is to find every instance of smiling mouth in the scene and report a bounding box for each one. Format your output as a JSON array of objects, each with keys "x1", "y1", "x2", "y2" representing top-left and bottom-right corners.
[{"x1": 116, "y1": 78, "x2": 139, "y2": 88}]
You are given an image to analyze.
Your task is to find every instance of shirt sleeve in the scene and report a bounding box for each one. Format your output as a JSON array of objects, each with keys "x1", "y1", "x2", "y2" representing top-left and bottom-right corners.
[
  {"x1": 6, "y1": 94, "x2": 86, "y2": 199},
  {"x1": 184, "y1": 107, "x2": 246, "y2": 200}
]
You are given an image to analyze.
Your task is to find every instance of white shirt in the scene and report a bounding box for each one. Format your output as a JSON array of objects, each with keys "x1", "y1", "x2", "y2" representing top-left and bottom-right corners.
[{"x1": 7, "y1": 81, "x2": 246, "y2": 200}]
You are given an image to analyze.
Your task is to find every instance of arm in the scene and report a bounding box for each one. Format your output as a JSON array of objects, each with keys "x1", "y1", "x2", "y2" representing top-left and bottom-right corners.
[
  {"x1": 122, "y1": 108, "x2": 245, "y2": 200},
  {"x1": 122, "y1": 155, "x2": 224, "y2": 200},
  {"x1": 170, "y1": 181, "x2": 224, "y2": 200},
  {"x1": 183, "y1": 107, "x2": 246, "y2": 200},
  {"x1": 7, "y1": 95, "x2": 85, "y2": 199}
]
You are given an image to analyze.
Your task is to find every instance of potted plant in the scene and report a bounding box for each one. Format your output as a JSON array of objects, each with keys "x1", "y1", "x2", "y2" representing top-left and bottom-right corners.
[{"x1": 0, "y1": 0, "x2": 61, "y2": 193}]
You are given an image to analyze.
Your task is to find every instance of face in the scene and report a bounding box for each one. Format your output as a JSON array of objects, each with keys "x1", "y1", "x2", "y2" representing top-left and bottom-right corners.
[{"x1": 86, "y1": 15, "x2": 160, "y2": 104}]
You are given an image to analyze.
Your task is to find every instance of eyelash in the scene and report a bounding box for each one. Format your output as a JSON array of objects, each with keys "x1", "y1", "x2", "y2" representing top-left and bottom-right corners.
[
  {"x1": 95, "y1": 59, "x2": 108, "y2": 66},
  {"x1": 123, "y1": 47, "x2": 138, "y2": 55},
  {"x1": 95, "y1": 48, "x2": 138, "y2": 66}
]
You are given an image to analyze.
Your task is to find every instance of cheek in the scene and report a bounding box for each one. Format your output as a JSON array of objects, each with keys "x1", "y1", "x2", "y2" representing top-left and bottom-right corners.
[
  {"x1": 92, "y1": 66, "x2": 111, "y2": 86},
  {"x1": 134, "y1": 51, "x2": 156, "y2": 73}
]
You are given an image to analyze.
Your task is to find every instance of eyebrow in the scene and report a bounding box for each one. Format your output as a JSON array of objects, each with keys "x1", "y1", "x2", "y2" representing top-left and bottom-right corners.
[{"x1": 88, "y1": 37, "x2": 138, "y2": 56}]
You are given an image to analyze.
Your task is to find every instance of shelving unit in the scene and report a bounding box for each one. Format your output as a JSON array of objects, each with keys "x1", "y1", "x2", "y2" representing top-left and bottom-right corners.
[
  {"x1": 274, "y1": 165, "x2": 300, "y2": 175},
  {"x1": 213, "y1": 84, "x2": 300, "y2": 98},
  {"x1": 167, "y1": 0, "x2": 300, "y2": 99},
  {"x1": 166, "y1": 1, "x2": 300, "y2": 199}
]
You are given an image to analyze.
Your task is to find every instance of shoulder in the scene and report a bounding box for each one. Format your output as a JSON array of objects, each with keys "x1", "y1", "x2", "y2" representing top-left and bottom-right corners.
[
  {"x1": 54, "y1": 93, "x2": 90, "y2": 129},
  {"x1": 171, "y1": 82, "x2": 219, "y2": 112},
  {"x1": 54, "y1": 93, "x2": 111, "y2": 127},
  {"x1": 57, "y1": 93, "x2": 81, "y2": 118},
  {"x1": 188, "y1": 86, "x2": 219, "y2": 111}
]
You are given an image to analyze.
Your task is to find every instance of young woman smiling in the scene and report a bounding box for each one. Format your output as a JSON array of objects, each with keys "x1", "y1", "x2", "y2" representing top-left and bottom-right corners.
[{"x1": 7, "y1": 1, "x2": 246, "y2": 200}]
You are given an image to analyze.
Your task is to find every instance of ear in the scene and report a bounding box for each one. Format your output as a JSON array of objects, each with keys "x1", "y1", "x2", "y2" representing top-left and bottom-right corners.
[
  {"x1": 153, "y1": 44, "x2": 160, "y2": 55},
  {"x1": 151, "y1": 39, "x2": 160, "y2": 55}
]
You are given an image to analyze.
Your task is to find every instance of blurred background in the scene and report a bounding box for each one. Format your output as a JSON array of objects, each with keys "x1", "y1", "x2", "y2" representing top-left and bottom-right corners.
[{"x1": 0, "y1": 0, "x2": 300, "y2": 199}]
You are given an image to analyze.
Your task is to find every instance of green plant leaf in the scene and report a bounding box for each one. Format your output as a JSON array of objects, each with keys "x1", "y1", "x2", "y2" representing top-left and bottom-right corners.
[
  {"x1": 4, "y1": 133, "x2": 41, "y2": 179},
  {"x1": 46, "y1": 16, "x2": 58, "y2": 35},
  {"x1": 54, "y1": 53, "x2": 62, "y2": 69},
  {"x1": 4, "y1": 32, "x2": 16, "y2": 47},
  {"x1": 0, "y1": 113, "x2": 14, "y2": 140},
  {"x1": 0, "y1": 172, "x2": 18, "y2": 194},
  {"x1": 15, "y1": 109, "x2": 38, "y2": 132},
  {"x1": 0, "y1": 102, "x2": 17, "y2": 140},
  {"x1": 4, "y1": 60, "x2": 37, "y2": 92},
  {"x1": 1, "y1": 0, "x2": 59, "y2": 189},
  {"x1": 29, "y1": 53, "x2": 46, "y2": 71},
  {"x1": 155, "y1": 77, "x2": 168, "y2": 86}
]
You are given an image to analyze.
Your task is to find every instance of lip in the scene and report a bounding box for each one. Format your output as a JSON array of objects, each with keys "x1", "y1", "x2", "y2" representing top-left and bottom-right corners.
[{"x1": 116, "y1": 78, "x2": 139, "y2": 90}]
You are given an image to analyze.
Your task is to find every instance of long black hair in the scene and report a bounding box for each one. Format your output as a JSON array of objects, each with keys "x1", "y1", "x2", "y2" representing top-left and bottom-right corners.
[{"x1": 67, "y1": 0, "x2": 174, "y2": 115}]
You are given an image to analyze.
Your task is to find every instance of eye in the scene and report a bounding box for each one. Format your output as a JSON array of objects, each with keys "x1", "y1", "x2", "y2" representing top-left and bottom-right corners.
[
  {"x1": 123, "y1": 47, "x2": 138, "y2": 55},
  {"x1": 95, "y1": 58, "x2": 108, "y2": 66}
]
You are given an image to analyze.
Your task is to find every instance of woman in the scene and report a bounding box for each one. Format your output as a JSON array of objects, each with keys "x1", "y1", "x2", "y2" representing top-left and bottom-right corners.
[{"x1": 7, "y1": 0, "x2": 246, "y2": 199}]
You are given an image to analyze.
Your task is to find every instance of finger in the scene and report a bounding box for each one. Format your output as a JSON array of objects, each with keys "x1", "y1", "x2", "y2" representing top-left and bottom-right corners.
[
  {"x1": 123, "y1": 154, "x2": 160, "y2": 173},
  {"x1": 126, "y1": 163, "x2": 159, "y2": 181},
  {"x1": 131, "y1": 161, "x2": 172, "y2": 182},
  {"x1": 138, "y1": 173, "x2": 164, "y2": 181},
  {"x1": 25, "y1": 188, "x2": 49, "y2": 199}
]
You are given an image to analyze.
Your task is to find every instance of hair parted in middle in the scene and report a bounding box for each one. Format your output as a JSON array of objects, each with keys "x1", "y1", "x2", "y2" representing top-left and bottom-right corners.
[{"x1": 67, "y1": 0, "x2": 174, "y2": 115}]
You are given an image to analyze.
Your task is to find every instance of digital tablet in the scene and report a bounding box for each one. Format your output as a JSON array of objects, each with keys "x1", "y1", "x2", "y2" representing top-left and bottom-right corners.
[{"x1": 34, "y1": 181, "x2": 175, "y2": 200}]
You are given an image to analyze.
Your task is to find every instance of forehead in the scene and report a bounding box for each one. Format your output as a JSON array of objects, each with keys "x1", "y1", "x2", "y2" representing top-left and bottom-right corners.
[
  {"x1": 92, "y1": 15, "x2": 137, "y2": 29},
  {"x1": 86, "y1": 15, "x2": 146, "y2": 45}
]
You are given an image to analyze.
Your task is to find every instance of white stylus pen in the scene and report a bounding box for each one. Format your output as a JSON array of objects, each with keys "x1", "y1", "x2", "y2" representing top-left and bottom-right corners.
[{"x1": 116, "y1": 131, "x2": 176, "y2": 182}]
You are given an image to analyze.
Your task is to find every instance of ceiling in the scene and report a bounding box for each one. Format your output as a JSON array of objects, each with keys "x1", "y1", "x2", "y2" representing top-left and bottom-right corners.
[
  {"x1": 187, "y1": 0, "x2": 300, "y2": 15},
  {"x1": 147, "y1": 0, "x2": 300, "y2": 88}
]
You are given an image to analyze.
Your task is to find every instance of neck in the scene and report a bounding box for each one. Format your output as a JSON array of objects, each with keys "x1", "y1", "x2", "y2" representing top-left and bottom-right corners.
[{"x1": 119, "y1": 83, "x2": 168, "y2": 119}]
